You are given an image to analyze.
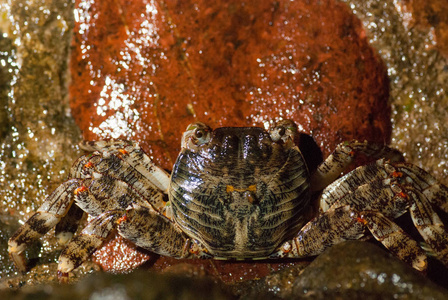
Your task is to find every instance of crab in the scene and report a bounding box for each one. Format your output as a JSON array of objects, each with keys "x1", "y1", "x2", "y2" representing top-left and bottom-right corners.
[{"x1": 8, "y1": 120, "x2": 448, "y2": 279}]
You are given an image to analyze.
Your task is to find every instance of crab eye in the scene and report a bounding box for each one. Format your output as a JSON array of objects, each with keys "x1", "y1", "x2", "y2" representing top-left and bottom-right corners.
[
  {"x1": 194, "y1": 128, "x2": 204, "y2": 139},
  {"x1": 182, "y1": 122, "x2": 212, "y2": 149},
  {"x1": 269, "y1": 120, "x2": 297, "y2": 143},
  {"x1": 277, "y1": 126, "x2": 286, "y2": 137},
  {"x1": 270, "y1": 126, "x2": 286, "y2": 142},
  {"x1": 193, "y1": 127, "x2": 211, "y2": 145}
]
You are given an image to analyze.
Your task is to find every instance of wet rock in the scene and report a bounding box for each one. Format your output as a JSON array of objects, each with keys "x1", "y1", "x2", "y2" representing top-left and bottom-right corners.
[
  {"x1": 0, "y1": 36, "x2": 14, "y2": 143},
  {"x1": 70, "y1": 0, "x2": 391, "y2": 172},
  {"x1": 400, "y1": 0, "x2": 448, "y2": 58},
  {"x1": 237, "y1": 241, "x2": 448, "y2": 299},
  {"x1": 342, "y1": 0, "x2": 448, "y2": 186},
  {"x1": 0, "y1": 270, "x2": 233, "y2": 300},
  {"x1": 0, "y1": 1, "x2": 81, "y2": 218},
  {"x1": 0, "y1": 0, "x2": 82, "y2": 287},
  {"x1": 0, "y1": 213, "x2": 21, "y2": 280},
  {"x1": 293, "y1": 241, "x2": 448, "y2": 299},
  {"x1": 152, "y1": 256, "x2": 311, "y2": 284}
]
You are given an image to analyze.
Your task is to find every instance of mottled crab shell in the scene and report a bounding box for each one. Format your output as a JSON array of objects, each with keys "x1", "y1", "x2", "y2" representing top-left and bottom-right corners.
[{"x1": 170, "y1": 124, "x2": 310, "y2": 258}]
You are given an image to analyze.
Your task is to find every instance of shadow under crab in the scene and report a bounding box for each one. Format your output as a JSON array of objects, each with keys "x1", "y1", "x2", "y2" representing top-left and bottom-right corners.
[{"x1": 8, "y1": 120, "x2": 448, "y2": 281}]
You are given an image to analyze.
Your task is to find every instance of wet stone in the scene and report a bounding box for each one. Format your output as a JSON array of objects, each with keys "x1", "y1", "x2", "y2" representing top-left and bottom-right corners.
[
  {"x1": 0, "y1": 213, "x2": 21, "y2": 280},
  {"x1": 236, "y1": 241, "x2": 448, "y2": 299},
  {"x1": 400, "y1": 0, "x2": 448, "y2": 58},
  {"x1": 0, "y1": 0, "x2": 82, "y2": 288},
  {"x1": 70, "y1": 0, "x2": 392, "y2": 171},
  {"x1": 293, "y1": 241, "x2": 448, "y2": 299},
  {"x1": 342, "y1": 0, "x2": 448, "y2": 186},
  {"x1": 0, "y1": 270, "x2": 234, "y2": 300},
  {"x1": 0, "y1": 0, "x2": 81, "y2": 217}
]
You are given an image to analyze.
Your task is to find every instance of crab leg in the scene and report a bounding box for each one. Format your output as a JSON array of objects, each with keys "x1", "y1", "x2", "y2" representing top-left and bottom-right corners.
[
  {"x1": 318, "y1": 159, "x2": 400, "y2": 212},
  {"x1": 55, "y1": 140, "x2": 172, "y2": 244},
  {"x1": 57, "y1": 204, "x2": 209, "y2": 279},
  {"x1": 391, "y1": 162, "x2": 448, "y2": 213},
  {"x1": 359, "y1": 210, "x2": 427, "y2": 271},
  {"x1": 310, "y1": 140, "x2": 404, "y2": 191},
  {"x1": 272, "y1": 158, "x2": 440, "y2": 270},
  {"x1": 408, "y1": 189, "x2": 448, "y2": 266},
  {"x1": 52, "y1": 154, "x2": 103, "y2": 243},
  {"x1": 55, "y1": 204, "x2": 85, "y2": 245},
  {"x1": 271, "y1": 205, "x2": 365, "y2": 258},
  {"x1": 79, "y1": 140, "x2": 170, "y2": 193},
  {"x1": 8, "y1": 179, "x2": 80, "y2": 272},
  {"x1": 117, "y1": 207, "x2": 197, "y2": 258},
  {"x1": 76, "y1": 142, "x2": 169, "y2": 211},
  {"x1": 273, "y1": 205, "x2": 427, "y2": 271},
  {"x1": 58, "y1": 210, "x2": 122, "y2": 277}
]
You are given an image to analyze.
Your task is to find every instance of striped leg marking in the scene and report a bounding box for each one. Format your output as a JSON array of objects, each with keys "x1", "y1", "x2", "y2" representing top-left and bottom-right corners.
[
  {"x1": 273, "y1": 206, "x2": 427, "y2": 271},
  {"x1": 310, "y1": 140, "x2": 404, "y2": 192},
  {"x1": 58, "y1": 211, "x2": 122, "y2": 275},
  {"x1": 8, "y1": 180, "x2": 80, "y2": 272},
  {"x1": 408, "y1": 190, "x2": 448, "y2": 266},
  {"x1": 117, "y1": 207, "x2": 194, "y2": 259},
  {"x1": 360, "y1": 211, "x2": 427, "y2": 271}
]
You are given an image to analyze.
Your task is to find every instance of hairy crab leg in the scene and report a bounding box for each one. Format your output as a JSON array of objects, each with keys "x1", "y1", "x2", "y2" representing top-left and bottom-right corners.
[
  {"x1": 57, "y1": 204, "x2": 211, "y2": 280},
  {"x1": 360, "y1": 211, "x2": 427, "y2": 271},
  {"x1": 53, "y1": 154, "x2": 101, "y2": 242},
  {"x1": 56, "y1": 174, "x2": 176, "y2": 279},
  {"x1": 8, "y1": 179, "x2": 80, "y2": 272},
  {"x1": 272, "y1": 205, "x2": 365, "y2": 257},
  {"x1": 310, "y1": 140, "x2": 404, "y2": 192},
  {"x1": 57, "y1": 211, "x2": 122, "y2": 280},
  {"x1": 271, "y1": 158, "x2": 445, "y2": 270},
  {"x1": 370, "y1": 162, "x2": 448, "y2": 266},
  {"x1": 55, "y1": 204, "x2": 85, "y2": 245},
  {"x1": 392, "y1": 163, "x2": 448, "y2": 213},
  {"x1": 318, "y1": 159, "x2": 408, "y2": 212},
  {"x1": 79, "y1": 140, "x2": 170, "y2": 193},
  {"x1": 272, "y1": 205, "x2": 427, "y2": 271},
  {"x1": 117, "y1": 207, "x2": 206, "y2": 258},
  {"x1": 55, "y1": 140, "x2": 172, "y2": 244},
  {"x1": 408, "y1": 189, "x2": 448, "y2": 266},
  {"x1": 275, "y1": 156, "x2": 448, "y2": 270},
  {"x1": 76, "y1": 143, "x2": 169, "y2": 211},
  {"x1": 9, "y1": 138, "x2": 172, "y2": 273}
]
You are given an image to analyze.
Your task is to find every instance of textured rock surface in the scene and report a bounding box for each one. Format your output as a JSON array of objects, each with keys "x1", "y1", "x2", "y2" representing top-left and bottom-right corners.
[
  {"x1": 235, "y1": 241, "x2": 448, "y2": 299},
  {"x1": 70, "y1": 0, "x2": 391, "y2": 171},
  {"x1": 0, "y1": 270, "x2": 234, "y2": 300},
  {"x1": 0, "y1": 0, "x2": 81, "y2": 283},
  {"x1": 341, "y1": 0, "x2": 448, "y2": 186}
]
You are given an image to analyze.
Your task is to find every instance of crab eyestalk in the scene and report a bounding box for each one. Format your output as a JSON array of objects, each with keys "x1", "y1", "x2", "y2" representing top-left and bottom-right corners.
[
  {"x1": 181, "y1": 122, "x2": 212, "y2": 149},
  {"x1": 269, "y1": 119, "x2": 298, "y2": 144}
]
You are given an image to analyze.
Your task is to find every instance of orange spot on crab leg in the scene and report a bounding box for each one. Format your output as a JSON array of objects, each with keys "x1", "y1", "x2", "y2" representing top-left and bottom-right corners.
[
  {"x1": 356, "y1": 216, "x2": 368, "y2": 225},
  {"x1": 392, "y1": 171, "x2": 403, "y2": 178},
  {"x1": 84, "y1": 161, "x2": 94, "y2": 168},
  {"x1": 117, "y1": 215, "x2": 128, "y2": 225},
  {"x1": 226, "y1": 185, "x2": 235, "y2": 193},
  {"x1": 118, "y1": 149, "x2": 129, "y2": 156},
  {"x1": 74, "y1": 186, "x2": 88, "y2": 195},
  {"x1": 247, "y1": 185, "x2": 257, "y2": 192},
  {"x1": 398, "y1": 191, "x2": 409, "y2": 199}
]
